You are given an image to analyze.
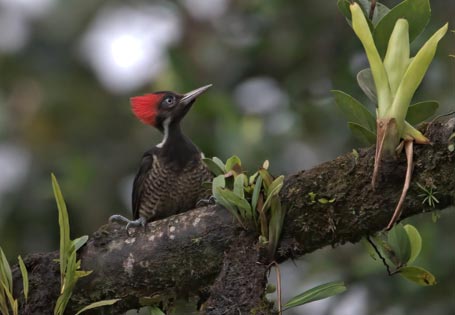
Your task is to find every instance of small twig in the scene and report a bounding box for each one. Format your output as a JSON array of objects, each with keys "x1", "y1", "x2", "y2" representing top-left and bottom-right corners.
[
  {"x1": 366, "y1": 236, "x2": 396, "y2": 276},
  {"x1": 369, "y1": 0, "x2": 377, "y2": 20},
  {"x1": 269, "y1": 261, "x2": 282, "y2": 315}
]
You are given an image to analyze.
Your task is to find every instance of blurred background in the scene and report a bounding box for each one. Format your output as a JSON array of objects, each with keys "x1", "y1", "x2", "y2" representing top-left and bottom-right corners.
[{"x1": 0, "y1": 0, "x2": 453, "y2": 314}]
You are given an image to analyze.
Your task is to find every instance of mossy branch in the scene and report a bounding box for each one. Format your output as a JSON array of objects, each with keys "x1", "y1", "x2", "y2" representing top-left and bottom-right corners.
[{"x1": 12, "y1": 118, "x2": 455, "y2": 315}]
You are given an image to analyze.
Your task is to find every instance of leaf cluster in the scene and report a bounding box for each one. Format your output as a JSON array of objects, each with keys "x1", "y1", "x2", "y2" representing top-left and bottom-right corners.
[
  {"x1": 367, "y1": 223, "x2": 436, "y2": 286},
  {"x1": 51, "y1": 174, "x2": 120, "y2": 314},
  {"x1": 204, "y1": 156, "x2": 285, "y2": 258},
  {"x1": 0, "y1": 175, "x2": 119, "y2": 315},
  {"x1": 334, "y1": 0, "x2": 446, "y2": 145},
  {"x1": 0, "y1": 248, "x2": 28, "y2": 315}
]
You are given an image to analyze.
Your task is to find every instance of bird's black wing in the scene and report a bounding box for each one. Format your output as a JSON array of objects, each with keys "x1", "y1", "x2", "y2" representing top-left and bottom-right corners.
[{"x1": 132, "y1": 147, "x2": 159, "y2": 220}]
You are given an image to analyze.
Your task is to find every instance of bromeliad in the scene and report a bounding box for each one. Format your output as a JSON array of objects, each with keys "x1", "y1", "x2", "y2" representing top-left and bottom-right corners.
[{"x1": 349, "y1": 2, "x2": 447, "y2": 229}]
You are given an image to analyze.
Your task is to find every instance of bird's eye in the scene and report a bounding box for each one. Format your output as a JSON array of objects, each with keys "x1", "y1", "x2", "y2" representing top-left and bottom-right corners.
[{"x1": 164, "y1": 96, "x2": 175, "y2": 106}]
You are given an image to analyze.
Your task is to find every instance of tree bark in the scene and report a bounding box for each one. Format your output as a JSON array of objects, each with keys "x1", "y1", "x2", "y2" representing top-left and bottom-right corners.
[{"x1": 12, "y1": 118, "x2": 455, "y2": 314}]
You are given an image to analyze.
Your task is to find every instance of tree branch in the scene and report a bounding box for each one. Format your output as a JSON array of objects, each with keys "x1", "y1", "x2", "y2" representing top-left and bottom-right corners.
[{"x1": 13, "y1": 118, "x2": 455, "y2": 314}]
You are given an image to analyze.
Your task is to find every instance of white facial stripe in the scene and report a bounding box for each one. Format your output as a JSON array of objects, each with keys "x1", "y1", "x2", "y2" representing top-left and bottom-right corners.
[{"x1": 156, "y1": 117, "x2": 171, "y2": 148}]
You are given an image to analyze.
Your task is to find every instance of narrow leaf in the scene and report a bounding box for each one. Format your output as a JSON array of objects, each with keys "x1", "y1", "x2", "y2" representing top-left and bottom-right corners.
[
  {"x1": 399, "y1": 266, "x2": 436, "y2": 286},
  {"x1": 251, "y1": 176, "x2": 262, "y2": 223},
  {"x1": 268, "y1": 176, "x2": 284, "y2": 197},
  {"x1": 75, "y1": 299, "x2": 121, "y2": 315},
  {"x1": 284, "y1": 281, "x2": 346, "y2": 308},
  {"x1": 383, "y1": 19, "x2": 410, "y2": 95},
  {"x1": 406, "y1": 101, "x2": 438, "y2": 125},
  {"x1": 350, "y1": 2, "x2": 392, "y2": 116},
  {"x1": 403, "y1": 224, "x2": 422, "y2": 264},
  {"x1": 261, "y1": 182, "x2": 283, "y2": 214},
  {"x1": 259, "y1": 169, "x2": 273, "y2": 192},
  {"x1": 0, "y1": 282, "x2": 16, "y2": 315},
  {"x1": 0, "y1": 247, "x2": 12, "y2": 292},
  {"x1": 348, "y1": 122, "x2": 377, "y2": 144},
  {"x1": 17, "y1": 256, "x2": 29, "y2": 302},
  {"x1": 268, "y1": 198, "x2": 286, "y2": 256},
  {"x1": 51, "y1": 173, "x2": 71, "y2": 286},
  {"x1": 233, "y1": 175, "x2": 245, "y2": 199},
  {"x1": 390, "y1": 23, "x2": 448, "y2": 124}
]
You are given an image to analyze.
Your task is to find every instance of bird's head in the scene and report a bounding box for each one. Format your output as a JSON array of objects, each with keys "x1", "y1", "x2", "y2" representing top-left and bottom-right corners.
[{"x1": 130, "y1": 84, "x2": 212, "y2": 131}]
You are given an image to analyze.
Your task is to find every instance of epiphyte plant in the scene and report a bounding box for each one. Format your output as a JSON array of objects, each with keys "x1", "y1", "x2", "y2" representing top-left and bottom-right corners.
[{"x1": 335, "y1": 0, "x2": 448, "y2": 230}]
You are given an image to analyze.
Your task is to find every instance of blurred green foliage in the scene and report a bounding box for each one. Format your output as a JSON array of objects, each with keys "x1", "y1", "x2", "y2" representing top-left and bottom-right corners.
[{"x1": 0, "y1": 1, "x2": 453, "y2": 314}]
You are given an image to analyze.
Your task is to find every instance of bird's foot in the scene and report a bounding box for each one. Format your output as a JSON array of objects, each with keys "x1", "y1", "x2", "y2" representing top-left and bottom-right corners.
[
  {"x1": 109, "y1": 215, "x2": 147, "y2": 236},
  {"x1": 196, "y1": 196, "x2": 216, "y2": 207}
]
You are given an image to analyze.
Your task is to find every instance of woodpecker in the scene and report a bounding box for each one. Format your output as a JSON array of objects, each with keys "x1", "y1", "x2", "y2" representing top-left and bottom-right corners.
[{"x1": 110, "y1": 84, "x2": 213, "y2": 232}]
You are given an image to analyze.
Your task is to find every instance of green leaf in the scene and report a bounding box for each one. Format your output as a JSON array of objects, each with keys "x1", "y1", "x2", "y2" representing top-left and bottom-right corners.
[
  {"x1": 350, "y1": 1, "x2": 392, "y2": 115},
  {"x1": 17, "y1": 255, "x2": 28, "y2": 302},
  {"x1": 75, "y1": 299, "x2": 121, "y2": 315},
  {"x1": 403, "y1": 224, "x2": 422, "y2": 264},
  {"x1": 390, "y1": 23, "x2": 448, "y2": 125},
  {"x1": 399, "y1": 266, "x2": 436, "y2": 286},
  {"x1": 212, "y1": 157, "x2": 226, "y2": 172},
  {"x1": 54, "y1": 246, "x2": 78, "y2": 315},
  {"x1": 332, "y1": 90, "x2": 376, "y2": 131},
  {"x1": 212, "y1": 175, "x2": 226, "y2": 198},
  {"x1": 370, "y1": 2, "x2": 391, "y2": 26},
  {"x1": 358, "y1": 0, "x2": 391, "y2": 26},
  {"x1": 0, "y1": 247, "x2": 12, "y2": 293},
  {"x1": 225, "y1": 155, "x2": 241, "y2": 172},
  {"x1": 337, "y1": 0, "x2": 350, "y2": 20},
  {"x1": 284, "y1": 281, "x2": 347, "y2": 309},
  {"x1": 251, "y1": 176, "x2": 262, "y2": 223},
  {"x1": 357, "y1": 68, "x2": 377, "y2": 103},
  {"x1": 362, "y1": 238, "x2": 377, "y2": 260},
  {"x1": 268, "y1": 198, "x2": 286, "y2": 256},
  {"x1": 0, "y1": 281, "x2": 16, "y2": 315},
  {"x1": 387, "y1": 224, "x2": 411, "y2": 266},
  {"x1": 218, "y1": 188, "x2": 252, "y2": 220},
  {"x1": 373, "y1": 0, "x2": 431, "y2": 58},
  {"x1": 203, "y1": 158, "x2": 225, "y2": 176},
  {"x1": 259, "y1": 169, "x2": 273, "y2": 192},
  {"x1": 261, "y1": 182, "x2": 283, "y2": 214},
  {"x1": 268, "y1": 176, "x2": 284, "y2": 197},
  {"x1": 405, "y1": 101, "x2": 438, "y2": 125},
  {"x1": 348, "y1": 122, "x2": 377, "y2": 144},
  {"x1": 73, "y1": 235, "x2": 89, "y2": 252},
  {"x1": 51, "y1": 173, "x2": 71, "y2": 287},
  {"x1": 233, "y1": 175, "x2": 245, "y2": 199},
  {"x1": 383, "y1": 19, "x2": 410, "y2": 95},
  {"x1": 148, "y1": 306, "x2": 166, "y2": 315}
]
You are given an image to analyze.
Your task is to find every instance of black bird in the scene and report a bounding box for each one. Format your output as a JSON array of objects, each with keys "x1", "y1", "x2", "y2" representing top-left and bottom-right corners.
[{"x1": 110, "y1": 84, "x2": 213, "y2": 232}]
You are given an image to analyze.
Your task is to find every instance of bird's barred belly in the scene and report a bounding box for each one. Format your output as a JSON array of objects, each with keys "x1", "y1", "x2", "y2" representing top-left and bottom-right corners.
[{"x1": 138, "y1": 156, "x2": 212, "y2": 221}]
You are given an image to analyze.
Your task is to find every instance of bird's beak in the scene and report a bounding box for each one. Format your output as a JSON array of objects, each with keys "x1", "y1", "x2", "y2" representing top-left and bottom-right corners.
[{"x1": 180, "y1": 84, "x2": 212, "y2": 106}]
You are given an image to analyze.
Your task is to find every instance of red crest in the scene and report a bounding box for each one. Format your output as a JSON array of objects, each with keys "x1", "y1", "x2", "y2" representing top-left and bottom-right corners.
[{"x1": 130, "y1": 93, "x2": 164, "y2": 125}]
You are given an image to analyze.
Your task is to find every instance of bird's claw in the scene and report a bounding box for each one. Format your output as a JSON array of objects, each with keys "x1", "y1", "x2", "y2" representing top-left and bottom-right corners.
[
  {"x1": 109, "y1": 214, "x2": 147, "y2": 236},
  {"x1": 196, "y1": 196, "x2": 216, "y2": 207}
]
